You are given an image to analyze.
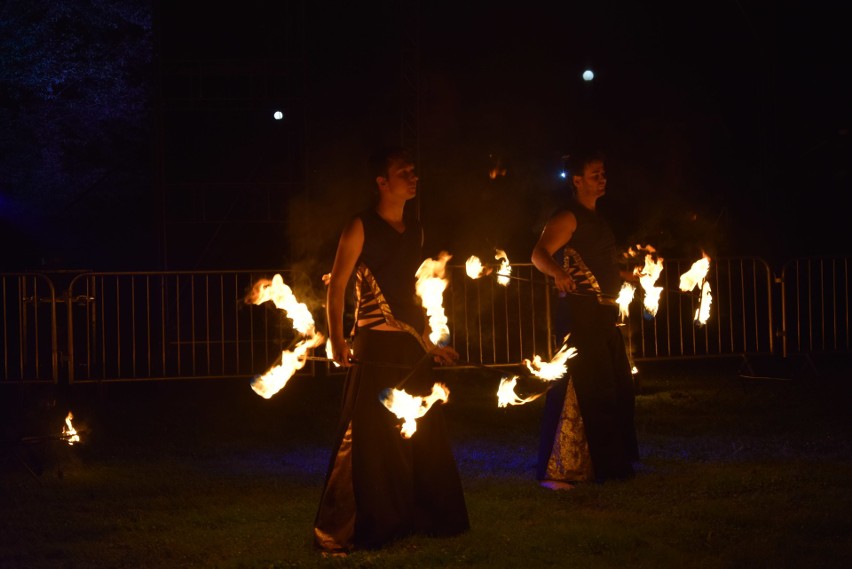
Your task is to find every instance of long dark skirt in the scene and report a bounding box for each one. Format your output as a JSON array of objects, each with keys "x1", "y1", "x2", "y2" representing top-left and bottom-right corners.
[
  {"x1": 314, "y1": 329, "x2": 469, "y2": 552},
  {"x1": 537, "y1": 296, "x2": 639, "y2": 482}
]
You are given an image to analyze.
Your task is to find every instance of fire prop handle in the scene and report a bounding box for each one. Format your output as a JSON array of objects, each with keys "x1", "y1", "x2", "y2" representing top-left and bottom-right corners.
[
  {"x1": 308, "y1": 354, "x2": 537, "y2": 380},
  {"x1": 15, "y1": 434, "x2": 79, "y2": 445}
]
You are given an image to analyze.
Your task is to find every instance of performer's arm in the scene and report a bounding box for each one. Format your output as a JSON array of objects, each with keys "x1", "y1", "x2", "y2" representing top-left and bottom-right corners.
[
  {"x1": 326, "y1": 217, "x2": 364, "y2": 367},
  {"x1": 531, "y1": 210, "x2": 578, "y2": 294}
]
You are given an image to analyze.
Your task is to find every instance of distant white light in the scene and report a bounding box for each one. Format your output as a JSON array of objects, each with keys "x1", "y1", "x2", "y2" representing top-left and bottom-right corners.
[
  {"x1": 559, "y1": 171, "x2": 567, "y2": 179},
  {"x1": 273, "y1": 110, "x2": 284, "y2": 120},
  {"x1": 582, "y1": 69, "x2": 594, "y2": 81}
]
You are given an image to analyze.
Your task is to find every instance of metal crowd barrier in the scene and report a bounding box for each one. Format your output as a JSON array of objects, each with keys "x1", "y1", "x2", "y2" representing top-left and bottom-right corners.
[
  {"x1": 0, "y1": 273, "x2": 58, "y2": 384},
  {"x1": 780, "y1": 257, "x2": 850, "y2": 357},
  {"x1": 444, "y1": 263, "x2": 552, "y2": 367},
  {"x1": 0, "y1": 257, "x2": 848, "y2": 385},
  {"x1": 623, "y1": 257, "x2": 775, "y2": 361},
  {"x1": 63, "y1": 269, "x2": 316, "y2": 383}
]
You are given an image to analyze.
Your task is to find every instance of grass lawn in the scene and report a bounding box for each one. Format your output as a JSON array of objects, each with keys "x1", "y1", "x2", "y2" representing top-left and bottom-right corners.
[{"x1": 2, "y1": 355, "x2": 851, "y2": 568}]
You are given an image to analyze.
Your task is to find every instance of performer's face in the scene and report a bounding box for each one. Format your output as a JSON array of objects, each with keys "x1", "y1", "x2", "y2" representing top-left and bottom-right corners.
[
  {"x1": 381, "y1": 158, "x2": 418, "y2": 201},
  {"x1": 573, "y1": 159, "x2": 607, "y2": 200}
]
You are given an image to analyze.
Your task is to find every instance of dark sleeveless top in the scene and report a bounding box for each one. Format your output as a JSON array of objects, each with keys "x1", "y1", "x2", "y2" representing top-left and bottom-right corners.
[
  {"x1": 554, "y1": 200, "x2": 622, "y2": 298},
  {"x1": 354, "y1": 208, "x2": 426, "y2": 333}
]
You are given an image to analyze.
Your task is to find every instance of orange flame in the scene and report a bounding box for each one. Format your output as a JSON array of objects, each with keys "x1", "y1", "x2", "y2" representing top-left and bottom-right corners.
[
  {"x1": 415, "y1": 252, "x2": 452, "y2": 346},
  {"x1": 616, "y1": 282, "x2": 636, "y2": 321},
  {"x1": 380, "y1": 383, "x2": 450, "y2": 438},
  {"x1": 324, "y1": 338, "x2": 341, "y2": 367},
  {"x1": 465, "y1": 250, "x2": 510, "y2": 286},
  {"x1": 631, "y1": 245, "x2": 664, "y2": 316},
  {"x1": 679, "y1": 253, "x2": 710, "y2": 292},
  {"x1": 465, "y1": 255, "x2": 489, "y2": 279},
  {"x1": 247, "y1": 274, "x2": 325, "y2": 399},
  {"x1": 497, "y1": 376, "x2": 544, "y2": 407},
  {"x1": 63, "y1": 412, "x2": 80, "y2": 445},
  {"x1": 494, "y1": 249, "x2": 511, "y2": 286},
  {"x1": 679, "y1": 253, "x2": 713, "y2": 325},
  {"x1": 523, "y1": 337, "x2": 578, "y2": 381},
  {"x1": 695, "y1": 281, "x2": 712, "y2": 325}
]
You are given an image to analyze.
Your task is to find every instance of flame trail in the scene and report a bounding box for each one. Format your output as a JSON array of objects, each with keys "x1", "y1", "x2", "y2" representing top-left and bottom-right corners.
[
  {"x1": 523, "y1": 336, "x2": 578, "y2": 381},
  {"x1": 494, "y1": 249, "x2": 511, "y2": 286},
  {"x1": 679, "y1": 252, "x2": 713, "y2": 325},
  {"x1": 637, "y1": 258, "x2": 664, "y2": 315},
  {"x1": 246, "y1": 274, "x2": 325, "y2": 399},
  {"x1": 695, "y1": 281, "x2": 712, "y2": 324},
  {"x1": 616, "y1": 282, "x2": 636, "y2": 321},
  {"x1": 415, "y1": 251, "x2": 452, "y2": 346},
  {"x1": 679, "y1": 254, "x2": 710, "y2": 292},
  {"x1": 497, "y1": 376, "x2": 544, "y2": 407},
  {"x1": 379, "y1": 383, "x2": 450, "y2": 438}
]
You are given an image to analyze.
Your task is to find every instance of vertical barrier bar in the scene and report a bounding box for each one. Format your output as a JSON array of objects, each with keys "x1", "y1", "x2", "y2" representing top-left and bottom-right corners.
[{"x1": 0, "y1": 273, "x2": 58, "y2": 384}]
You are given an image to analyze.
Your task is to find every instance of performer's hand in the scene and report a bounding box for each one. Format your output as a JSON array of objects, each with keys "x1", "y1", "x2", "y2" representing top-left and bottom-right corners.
[
  {"x1": 552, "y1": 270, "x2": 576, "y2": 295},
  {"x1": 430, "y1": 344, "x2": 459, "y2": 366},
  {"x1": 329, "y1": 337, "x2": 353, "y2": 368}
]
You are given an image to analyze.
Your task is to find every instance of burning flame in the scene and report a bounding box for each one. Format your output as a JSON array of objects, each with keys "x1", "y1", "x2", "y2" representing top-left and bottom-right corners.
[
  {"x1": 465, "y1": 255, "x2": 489, "y2": 279},
  {"x1": 523, "y1": 337, "x2": 578, "y2": 381},
  {"x1": 695, "y1": 281, "x2": 712, "y2": 325},
  {"x1": 415, "y1": 251, "x2": 452, "y2": 346},
  {"x1": 246, "y1": 274, "x2": 325, "y2": 399},
  {"x1": 324, "y1": 338, "x2": 341, "y2": 367},
  {"x1": 379, "y1": 383, "x2": 450, "y2": 438},
  {"x1": 63, "y1": 412, "x2": 80, "y2": 445},
  {"x1": 465, "y1": 250, "x2": 511, "y2": 286},
  {"x1": 679, "y1": 253, "x2": 713, "y2": 325},
  {"x1": 630, "y1": 245, "x2": 664, "y2": 316},
  {"x1": 679, "y1": 253, "x2": 710, "y2": 292},
  {"x1": 616, "y1": 282, "x2": 636, "y2": 321},
  {"x1": 497, "y1": 376, "x2": 544, "y2": 407},
  {"x1": 494, "y1": 249, "x2": 511, "y2": 286}
]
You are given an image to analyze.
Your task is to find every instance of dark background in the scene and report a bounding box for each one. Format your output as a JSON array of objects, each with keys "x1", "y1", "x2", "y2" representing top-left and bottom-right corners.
[{"x1": 1, "y1": 1, "x2": 849, "y2": 275}]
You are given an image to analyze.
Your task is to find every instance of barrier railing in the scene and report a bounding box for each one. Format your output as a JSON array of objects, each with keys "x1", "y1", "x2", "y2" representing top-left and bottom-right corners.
[
  {"x1": 0, "y1": 273, "x2": 58, "y2": 384},
  {"x1": 780, "y1": 257, "x2": 850, "y2": 357},
  {"x1": 0, "y1": 256, "x2": 847, "y2": 384},
  {"x1": 445, "y1": 263, "x2": 552, "y2": 367},
  {"x1": 623, "y1": 257, "x2": 775, "y2": 361},
  {"x1": 64, "y1": 270, "x2": 316, "y2": 383}
]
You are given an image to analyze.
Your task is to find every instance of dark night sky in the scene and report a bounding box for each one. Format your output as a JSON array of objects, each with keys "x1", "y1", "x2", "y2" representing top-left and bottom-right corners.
[
  {"x1": 160, "y1": 1, "x2": 850, "y2": 267},
  {"x1": 2, "y1": 1, "x2": 849, "y2": 271}
]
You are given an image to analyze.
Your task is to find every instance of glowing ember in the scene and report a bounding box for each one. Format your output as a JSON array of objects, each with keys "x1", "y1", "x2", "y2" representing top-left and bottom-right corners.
[
  {"x1": 246, "y1": 274, "x2": 325, "y2": 399},
  {"x1": 497, "y1": 376, "x2": 544, "y2": 407},
  {"x1": 63, "y1": 412, "x2": 80, "y2": 445},
  {"x1": 415, "y1": 251, "x2": 452, "y2": 346},
  {"x1": 523, "y1": 337, "x2": 578, "y2": 381},
  {"x1": 679, "y1": 253, "x2": 713, "y2": 325},
  {"x1": 494, "y1": 249, "x2": 511, "y2": 286},
  {"x1": 616, "y1": 282, "x2": 636, "y2": 321},
  {"x1": 631, "y1": 245, "x2": 664, "y2": 316},
  {"x1": 379, "y1": 383, "x2": 450, "y2": 438}
]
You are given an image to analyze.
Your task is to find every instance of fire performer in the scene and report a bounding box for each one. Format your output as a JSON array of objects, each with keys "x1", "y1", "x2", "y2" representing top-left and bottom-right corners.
[
  {"x1": 530, "y1": 148, "x2": 640, "y2": 489},
  {"x1": 314, "y1": 146, "x2": 469, "y2": 554}
]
